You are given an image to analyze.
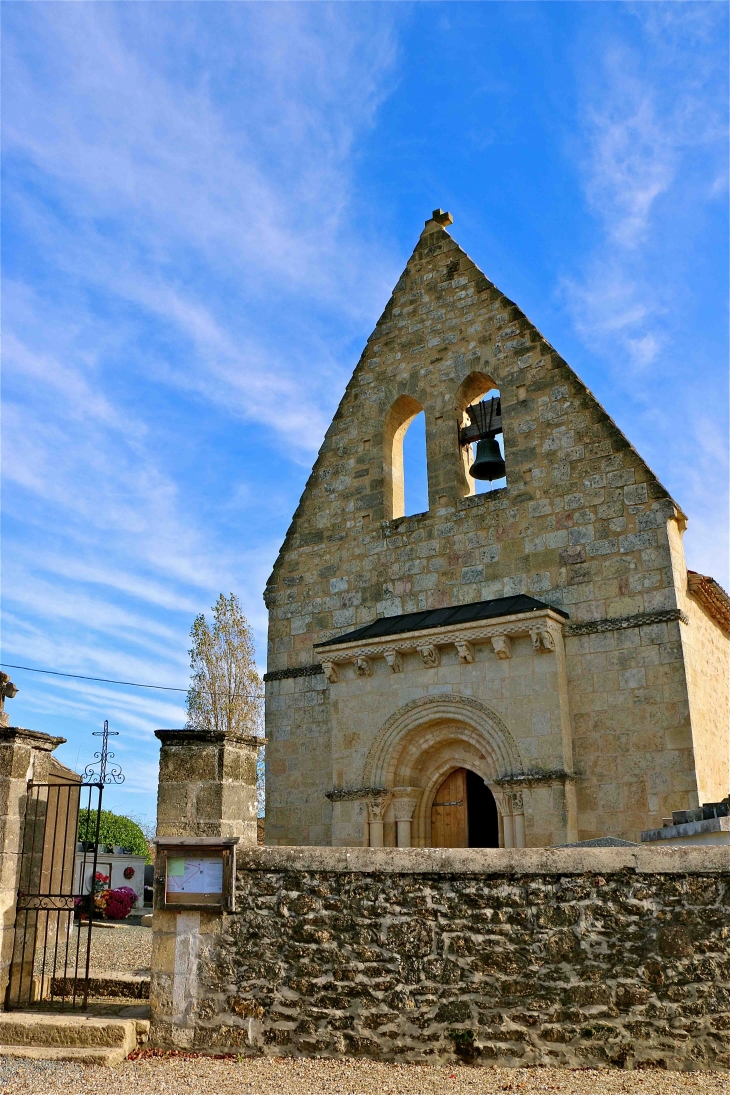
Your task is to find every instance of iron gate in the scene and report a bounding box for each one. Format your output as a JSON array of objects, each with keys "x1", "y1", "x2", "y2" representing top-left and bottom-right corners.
[{"x1": 6, "y1": 720, "x2": 123, "y2": 1010}]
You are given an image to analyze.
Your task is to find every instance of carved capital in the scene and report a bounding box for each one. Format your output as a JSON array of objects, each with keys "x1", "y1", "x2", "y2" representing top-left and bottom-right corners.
[
  {"x1": 511, "y1": 790, "x2": 524, "y2": 812},
  {"x1": 417, "y1": 644, "x2": 440, "y2": 668},
  {"x1": 391, "y1": 792, "x2": 419, "y2": 822},
  {"x1": 321, "y1": 661, "x2": 338, "y2": 684},
  {"x1": 384, "y1": 649, "x2": 403, "y2": 673},
  {"x1": 368, "y1": 793, "x2": 391, "y2": 822},
  {"x1": 491, "y1": 634, "x2": 512, "y2": 660},
  {"x1": 455, "y1": 641, "x2": 474, "y2": 664}
]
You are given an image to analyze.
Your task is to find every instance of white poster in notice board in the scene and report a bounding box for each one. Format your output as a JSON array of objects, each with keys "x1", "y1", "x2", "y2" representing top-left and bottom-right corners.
[{"x1": 165, "y1": 856, "x2": 224, "y2": 902}]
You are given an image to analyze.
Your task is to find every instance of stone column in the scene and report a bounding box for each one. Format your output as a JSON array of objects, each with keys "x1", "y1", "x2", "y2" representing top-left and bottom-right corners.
[
  {"x1": 0, "y1": 723, "x2": 66, "y2": 1005},
  {"x1": 391, "y1": 790, "x2": 419, "y2": 848},
  {"x1": 151, "y1": 727, "x2": 261, "y2": 1048},
  {"x1": 367, "y1": 795, "x2": 390, "y2": 848},
  {"x1": 512, "y1": 792, "x2": 526, "y2": 848}
]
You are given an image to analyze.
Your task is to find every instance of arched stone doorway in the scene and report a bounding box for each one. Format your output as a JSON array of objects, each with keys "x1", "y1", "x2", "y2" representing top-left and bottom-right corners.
[
  {"x1": 361, "y1": 694, "x2": 526, "y2": 848},
  {"x1": 430, "y1": 768, "x2": 499, "y2": 848}
]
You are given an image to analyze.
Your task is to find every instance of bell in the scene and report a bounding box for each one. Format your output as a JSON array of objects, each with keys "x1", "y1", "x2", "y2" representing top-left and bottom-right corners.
[{"x1": 469, "y1": 435, "x2": 506, "y2": 481}]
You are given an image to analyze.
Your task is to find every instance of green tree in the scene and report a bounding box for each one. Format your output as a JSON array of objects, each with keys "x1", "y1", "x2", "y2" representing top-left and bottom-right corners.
[
  {"x1": 186, "y1": 593, "x2": 263, "y2": 738},
  {"x1": 77, "y1": 809, "x2": 150, "y2": 861}
]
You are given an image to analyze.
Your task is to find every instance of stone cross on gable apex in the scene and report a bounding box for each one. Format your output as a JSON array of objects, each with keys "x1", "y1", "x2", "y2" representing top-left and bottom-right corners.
[{"x1": 428, "y1": 208, "x2": 453, "y2": 227}]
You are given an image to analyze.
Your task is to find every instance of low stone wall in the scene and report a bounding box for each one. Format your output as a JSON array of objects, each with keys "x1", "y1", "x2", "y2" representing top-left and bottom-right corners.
[{"x1": 151, "y1": 846, "x2": 730, "y2": 1070}]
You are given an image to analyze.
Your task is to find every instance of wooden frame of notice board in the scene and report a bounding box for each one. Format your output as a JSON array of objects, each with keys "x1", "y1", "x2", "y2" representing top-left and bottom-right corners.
[{"x1": 154, "y1": 836, "x2": 239, "y2": 912}]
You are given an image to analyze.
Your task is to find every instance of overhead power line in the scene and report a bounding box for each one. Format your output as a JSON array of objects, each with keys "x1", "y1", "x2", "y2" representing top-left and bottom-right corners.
[{"x1": 0, "y1": 662, "x2": 188, "y2": 693}]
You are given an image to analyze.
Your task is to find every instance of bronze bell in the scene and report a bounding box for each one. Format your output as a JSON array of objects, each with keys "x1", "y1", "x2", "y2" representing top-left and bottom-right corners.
[{"x1": 469, "y1": 435, "x2": 505, "y2": 481}]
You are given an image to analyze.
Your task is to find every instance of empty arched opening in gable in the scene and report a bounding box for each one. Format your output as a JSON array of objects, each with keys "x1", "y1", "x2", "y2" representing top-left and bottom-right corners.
[
  {"x1": 402, "y1": 410, "x2": 428, "y2": 516},
  {"x1": 383, "y1": 394, "x2": 427, "y2": 519},
  {"x1": 455, "y1": 371, "x2": 506, "y2": 496}
]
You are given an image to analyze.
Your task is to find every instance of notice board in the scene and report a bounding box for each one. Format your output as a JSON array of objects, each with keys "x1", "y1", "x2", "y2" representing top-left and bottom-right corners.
[{"x1": 155, "y1": 838, "x2": 237, "y2": 912}]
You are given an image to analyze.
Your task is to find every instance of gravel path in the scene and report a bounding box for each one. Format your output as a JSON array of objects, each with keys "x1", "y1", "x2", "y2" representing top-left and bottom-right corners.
[
  {"x1": 0, "y1": 1057, "x2": 728, "y2": 1095},
  {"x1": 73, "y1": 923, "x2": 152, "y2": 974}
]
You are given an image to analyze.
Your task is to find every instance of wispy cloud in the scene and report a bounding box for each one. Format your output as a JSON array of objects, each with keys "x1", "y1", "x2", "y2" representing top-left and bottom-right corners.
[
  {"x1": 4, "y1": 4, "x2": 399, "y2": 445},
  {"x1": 561, "y1": 3, "x2": 728, "y2": 582},
  {"x1": 586, "y1": 97, "x2": 673, "y2": 250},
  {"x1": 565, "y1": 5, "x2": 726, "y2": 370},
  {"x1": 2, "y1": 4, "x2": 400, "y2": 815}
]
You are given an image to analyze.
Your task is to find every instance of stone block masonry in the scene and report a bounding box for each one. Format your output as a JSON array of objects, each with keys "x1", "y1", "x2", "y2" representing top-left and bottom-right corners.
[
  {"x1": 151, "y1": 845, "x2": 730, "y2": 1070},
  {"x1": 263, "y1": 211, "x2": 730, "y2": 848},
  {"x1": 155, "y1": 727, "x2": 260, "y2": 843}
]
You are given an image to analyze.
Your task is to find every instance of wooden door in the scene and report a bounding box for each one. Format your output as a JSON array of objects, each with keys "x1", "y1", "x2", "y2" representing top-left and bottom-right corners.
[{"x1": 430, "y1": 768, "x2": 468, "y2": 847}]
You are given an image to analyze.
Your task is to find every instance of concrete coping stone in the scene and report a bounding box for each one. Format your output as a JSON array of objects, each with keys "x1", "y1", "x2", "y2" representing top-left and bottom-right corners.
[
  {"x1": 237, "y1": 844, "x2": 730, "y2": 876},
  {"x1": 642, "y1": 816, "x2": 730, "y2": 841},
  {"x1": 155, "y1": 836, "x2": 240, "y2": 846},
  {"x1": 154, "y1": 728, "x2": 263, "y2": 747},
  {"x1": 0, "y1": 726, "x2": 67, "y2": 750},
  {"x1": 556, "y1": 837, "x2": 637, "y2": 847}
]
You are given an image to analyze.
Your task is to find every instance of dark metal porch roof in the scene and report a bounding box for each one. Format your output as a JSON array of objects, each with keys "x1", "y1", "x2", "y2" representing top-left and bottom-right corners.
[{"x1": 315, "y1": 595, "x2": 568, "y2": 648}]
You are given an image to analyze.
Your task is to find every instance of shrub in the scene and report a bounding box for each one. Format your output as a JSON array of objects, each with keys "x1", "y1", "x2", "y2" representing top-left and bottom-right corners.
[{"x1": 77, "y1": 810, "x2": 150, "y2": 860}]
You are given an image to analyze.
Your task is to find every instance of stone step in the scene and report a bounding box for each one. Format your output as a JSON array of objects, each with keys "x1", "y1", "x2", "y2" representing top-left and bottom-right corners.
[
  {"x1": 51, "y1": 970, "x2": 150, "y2": 999},
  {"x1": 0, "y1": 1012, "x2": 142, "y2": 1056},
  {"x1": 0, "y1": 1043, "x2": 130, "y2": 1066}
]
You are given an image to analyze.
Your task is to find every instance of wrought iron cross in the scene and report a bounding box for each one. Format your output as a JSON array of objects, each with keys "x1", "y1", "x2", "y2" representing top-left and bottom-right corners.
[{"x1": 82, "y1": 719, "x2": 125, "y2": 786}]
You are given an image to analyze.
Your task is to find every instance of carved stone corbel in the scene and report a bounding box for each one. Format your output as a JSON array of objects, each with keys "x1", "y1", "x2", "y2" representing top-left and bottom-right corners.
[
  {"x1": 322, "y1": 661, "x2": 338, "y2": 684},
  {"x1": 491, "y1": 634, "x2": 512, "y2": 660},
  {"x1": 455, "y1": 641, "x2": 474, "y2": 664},
  {"x1": 355, "y1": 656, "x2": 372, "y2": 677},
  {"x1": 417, "y1": 644, "x2": 440, "y2": 668},
  {"x1": 384, "y1": 649, "x2": 403, "y2": 673},
  {"x1": 530, "y1": 627, "x2": 555, "y2": 652}
]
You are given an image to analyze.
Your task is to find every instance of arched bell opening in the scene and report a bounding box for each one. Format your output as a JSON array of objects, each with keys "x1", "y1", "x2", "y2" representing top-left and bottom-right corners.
[{"x1": 454, "y1": 371, "x2": 506, "y2": 497}]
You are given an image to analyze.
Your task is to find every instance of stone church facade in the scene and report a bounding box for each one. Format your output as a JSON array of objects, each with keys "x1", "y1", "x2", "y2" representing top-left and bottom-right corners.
[{"x1": 263, "y1": 210, "x2": 730, "y2": 850}]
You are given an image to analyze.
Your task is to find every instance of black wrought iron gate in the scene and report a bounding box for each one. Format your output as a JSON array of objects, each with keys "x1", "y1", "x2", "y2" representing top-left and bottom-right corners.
[{"x1": 6, "y1": 720, "x2": 123, "y2": 1010}]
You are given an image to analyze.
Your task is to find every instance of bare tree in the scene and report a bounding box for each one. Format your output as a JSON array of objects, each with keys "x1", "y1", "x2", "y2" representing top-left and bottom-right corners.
[{"x1": 186, "y1": 593, "x2": 264, "y2": 739}]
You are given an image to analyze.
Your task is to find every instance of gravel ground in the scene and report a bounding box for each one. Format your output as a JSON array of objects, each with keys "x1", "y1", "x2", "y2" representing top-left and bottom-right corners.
[
  {"x1": 0, "y1": 1057, "x2": 728, "y2": 1095},
  {"x1": 72, "y1": 923, "x2": 152, "y2": 974}
]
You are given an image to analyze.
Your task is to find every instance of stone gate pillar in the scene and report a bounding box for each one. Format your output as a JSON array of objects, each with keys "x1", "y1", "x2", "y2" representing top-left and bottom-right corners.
[
  {"x1": 151, "y1": 727, "x2": 260, "y2": 1047},
  {"x1": 155, "y1": 727, "x2": 260, "y2": 843},
  {"x1": 0, "y1": 724, "x2": 66, "y2": 1005}
]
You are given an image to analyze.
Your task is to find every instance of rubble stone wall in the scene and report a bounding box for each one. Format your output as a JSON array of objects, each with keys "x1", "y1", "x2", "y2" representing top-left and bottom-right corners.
[{"x1": 158, "y1": 846, "x2": 730, "y2": 1070}]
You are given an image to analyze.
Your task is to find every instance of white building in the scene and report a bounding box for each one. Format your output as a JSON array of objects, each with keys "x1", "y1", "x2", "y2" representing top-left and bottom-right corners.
[{"x1": 75, "y1": 845, "x2": 146, "y2": 908}]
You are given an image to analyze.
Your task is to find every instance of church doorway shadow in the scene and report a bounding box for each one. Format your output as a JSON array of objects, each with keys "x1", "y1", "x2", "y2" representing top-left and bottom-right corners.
[{"x1": 430, "y1": 768, "x2": 499, "y2": 848}]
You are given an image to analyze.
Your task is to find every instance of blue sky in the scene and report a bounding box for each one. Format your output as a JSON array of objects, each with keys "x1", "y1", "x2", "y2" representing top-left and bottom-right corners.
[{"x1": 2, "y1": 2, "x2": 727, "y2": 826}]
